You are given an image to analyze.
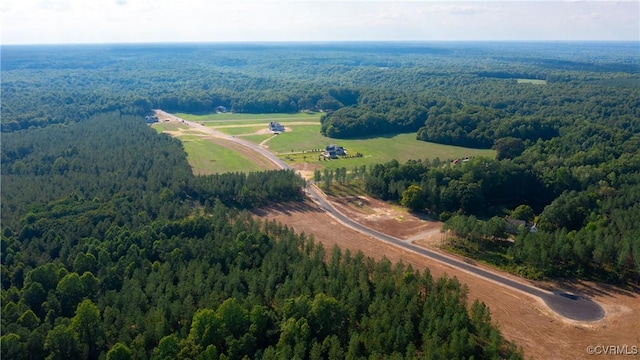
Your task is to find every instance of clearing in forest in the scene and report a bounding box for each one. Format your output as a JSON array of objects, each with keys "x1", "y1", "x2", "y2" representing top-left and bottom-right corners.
[
  {"x1": 171, "y1": 112, "x2": 495, "y2": 174},
  {"x1": 516, "y1": 78, "x2": 547, "y2": 84}
]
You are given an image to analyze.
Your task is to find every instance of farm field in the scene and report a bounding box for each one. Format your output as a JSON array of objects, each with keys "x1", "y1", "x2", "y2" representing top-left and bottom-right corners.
[{"x1": 174, "y1": 112, "x2": 495, "y2": 173}]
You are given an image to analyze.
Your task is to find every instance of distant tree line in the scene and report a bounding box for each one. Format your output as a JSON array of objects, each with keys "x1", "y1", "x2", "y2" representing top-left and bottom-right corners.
[{"x1": 3, "y1": 42, "x2": 638, "y2": 136}]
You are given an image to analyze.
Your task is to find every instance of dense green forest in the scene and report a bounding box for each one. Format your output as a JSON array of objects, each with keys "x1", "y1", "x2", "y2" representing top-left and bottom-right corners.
[
  {"x1": 1, "y1": 112, "x2": 521, "y2": 359},
  {"x1": 0, "y1": 113, "x2": 304, "y2": 230},
  {"x1": 3, "y1": 42, "x2": 638, "y2": 133},
  {"x1": 352, "y1": 154, "x2": 640, "y2": 282}
]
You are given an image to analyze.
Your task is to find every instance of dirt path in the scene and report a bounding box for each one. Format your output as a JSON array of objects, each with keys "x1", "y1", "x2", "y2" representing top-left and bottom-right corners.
[{"x1": 259, "y1": 134, "x2": 278, "y2": 147}]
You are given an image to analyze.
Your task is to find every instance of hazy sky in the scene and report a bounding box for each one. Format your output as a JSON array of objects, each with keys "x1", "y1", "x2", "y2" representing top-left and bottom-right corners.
[{"x1": 1, "y1": 1, "x2": 638, "y2": 44}]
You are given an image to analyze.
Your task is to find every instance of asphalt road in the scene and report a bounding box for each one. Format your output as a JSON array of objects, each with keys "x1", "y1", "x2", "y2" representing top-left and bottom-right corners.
[{"x1": 156, "y1": 110, "x2": 605, "y2": 322}]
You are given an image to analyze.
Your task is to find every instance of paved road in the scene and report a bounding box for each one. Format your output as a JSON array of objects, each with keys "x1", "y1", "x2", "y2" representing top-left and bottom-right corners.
[
  {"x1": 156, "y1": 110, "x2": 605, "y2": 322},
  {"x1": 304, "y1": 185, "x2": 604, "y2": 321}
]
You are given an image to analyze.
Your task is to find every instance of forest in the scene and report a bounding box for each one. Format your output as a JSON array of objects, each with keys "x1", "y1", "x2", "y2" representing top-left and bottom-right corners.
[
  {"x1": 2, "y1": 41, "x2": 639, "y2": 358},
  {"x1": 354, "y1": 154, "x2": 640, "y2": 282},
  {"x1": 3, "y1": 42, "x2": 638, "y2": 133},
  {"x1": 1, "y1": 112, "x2": 521, "y2": 359}
]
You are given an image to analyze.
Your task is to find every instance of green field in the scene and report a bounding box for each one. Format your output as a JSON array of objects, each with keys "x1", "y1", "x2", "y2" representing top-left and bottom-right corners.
[
  {"x1": 516, "y1": 78, "x2": 547, "y2": 85},
  {"x1": 151, "y1": 122, "x2": 187, "y2": 132},
  {"x1": 151, "y1": 120, "x2": 265, "y2": 174},
  {"x1": 178, "y1": 135, "x2": 262, "y2": 174},
  {"x1": 242, "y1": 134, "x2": 276, "y2": 144},
  {"x1": 158, "y1": 112, "x2": 495, "y2": 174},
  {"x1": 270, "y1": 131, "x2": 495, "y2": 171},
  {"x1": 249, "y1": 121, "x2": 493, "y2": 170}
]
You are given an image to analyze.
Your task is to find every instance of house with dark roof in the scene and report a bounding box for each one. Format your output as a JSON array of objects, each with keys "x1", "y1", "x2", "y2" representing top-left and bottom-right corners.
[
  {"x1": 145, "y1": 115, "x2": 158, "y2": 124},
  {"x1": 323, "y1": 144, "x2": 346, "y2": 159},
  {"x1": 269, "y1": 122, "x2": 285, "y2": 133}
]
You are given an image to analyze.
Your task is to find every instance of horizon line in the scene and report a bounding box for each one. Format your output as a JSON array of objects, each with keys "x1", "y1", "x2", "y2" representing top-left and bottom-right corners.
[{"x1": 3, "y1": 39, "x2": 638, "y2": 47}]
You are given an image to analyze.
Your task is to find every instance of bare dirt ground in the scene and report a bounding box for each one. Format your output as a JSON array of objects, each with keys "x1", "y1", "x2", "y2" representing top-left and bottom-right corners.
[
  {"x1": 331, "y1": 196, "x2": 443, "y2": 246},
  {"x1": 254, "y1": 196, "x2": 640, "y2": 360},
  {"x1": 289, "y1": 162, "x2": 323, "y2": 181}
]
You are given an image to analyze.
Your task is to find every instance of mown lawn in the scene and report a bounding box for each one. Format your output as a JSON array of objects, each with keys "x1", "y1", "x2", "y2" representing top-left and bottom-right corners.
[{"x1": 173, "y1": 135, "x2": 262, "y2": 175}]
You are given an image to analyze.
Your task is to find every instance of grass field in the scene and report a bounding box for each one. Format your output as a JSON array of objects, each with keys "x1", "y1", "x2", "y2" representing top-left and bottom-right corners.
[
  {"x1": 159, "y1": 112, "x2": 495, "y2": 174},
  {"x1": 516, "y1": 78, "x2": 547, "y2": 85},
  {"x1": 242, "y1": 134, "x2": 276, "y2": 144},
  {"x1": 178, "y1": 135, "x2": 262, "y2": 174},
  {"x1": 260, "y1": 123, "x2": 494, "y2": 171},
  {"x1": 151, "y1": 122, "x2": 187, "y2": 132},
  {"x1": 273, "y1": 134, "x2": 495, "y2": 171},
  {"x1": 151, "y1": 121, "x2": 264, "y2": 174}
]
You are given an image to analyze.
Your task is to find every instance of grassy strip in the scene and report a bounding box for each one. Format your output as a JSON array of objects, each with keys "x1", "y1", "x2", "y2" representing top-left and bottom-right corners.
[
  {"x1": 241, "y1": 134, "x2": 276, "y2": 144},
  {"x1": 151, "y1": 122, "x2": 187, "y2": 132}
]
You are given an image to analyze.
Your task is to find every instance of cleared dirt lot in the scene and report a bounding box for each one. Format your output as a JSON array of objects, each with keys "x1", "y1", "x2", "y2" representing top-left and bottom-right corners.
[{"x1": 253, "y1": 197, "x2": 640, "y2": 360}]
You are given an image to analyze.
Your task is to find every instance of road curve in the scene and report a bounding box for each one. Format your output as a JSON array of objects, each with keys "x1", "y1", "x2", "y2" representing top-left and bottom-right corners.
[{"x1": 155, "y1": 110, "x2": 605, "y2": 322}]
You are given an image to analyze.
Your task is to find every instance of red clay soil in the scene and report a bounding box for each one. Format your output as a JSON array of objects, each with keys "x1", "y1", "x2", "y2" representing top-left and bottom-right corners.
[{"x1": 253, "y1": 197, "x2": 640, "y2": 360}]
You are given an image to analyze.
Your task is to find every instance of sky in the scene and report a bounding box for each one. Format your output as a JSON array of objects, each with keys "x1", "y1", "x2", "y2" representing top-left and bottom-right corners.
[{"x1": 1, "y1": 0, "x2": 638, "y2": 44}]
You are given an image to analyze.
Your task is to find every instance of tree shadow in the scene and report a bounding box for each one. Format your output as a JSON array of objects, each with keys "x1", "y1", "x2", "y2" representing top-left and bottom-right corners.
[
  {"x1": 252, "y1": 199, "x2": 324, "y2": 217},
  {"x1": 407, "y1": 209, "x2": 439, "y2": 222},
  {"x1": 541, "y1": 278, "x2": 639, "y2": 300}
]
